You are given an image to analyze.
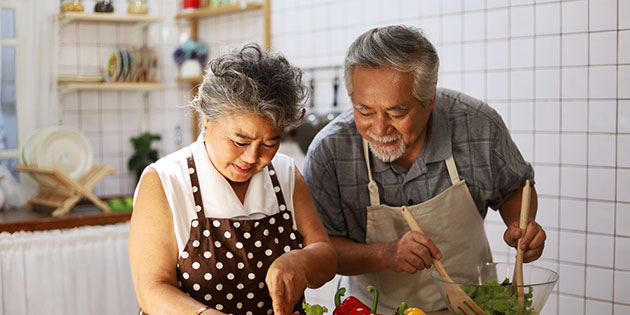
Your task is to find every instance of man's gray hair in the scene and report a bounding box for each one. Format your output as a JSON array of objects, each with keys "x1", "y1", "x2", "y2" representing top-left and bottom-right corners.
[
  {"x1": 344, "y1": 25, "x2": 439, "y2": 107},
  {"x1": 192, "y1": 43, "x2": 306, "y2": 129}
]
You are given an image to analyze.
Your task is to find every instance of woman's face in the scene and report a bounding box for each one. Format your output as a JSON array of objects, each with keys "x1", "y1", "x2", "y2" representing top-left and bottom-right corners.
[{"x1": 204, "y1": 112, "x2": 283, "y2": 183}]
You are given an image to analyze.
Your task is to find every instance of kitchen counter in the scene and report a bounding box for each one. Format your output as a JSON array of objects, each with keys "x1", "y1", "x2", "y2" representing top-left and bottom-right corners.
[{"x1": 0, "y1": 205, "x2": 131, "y2": 233}]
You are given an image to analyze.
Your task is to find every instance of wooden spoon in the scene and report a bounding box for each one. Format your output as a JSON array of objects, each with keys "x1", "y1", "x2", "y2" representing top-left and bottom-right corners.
[
  {"x1": 513, "y1": 179, "x2": 531, "y2": 310},
  {"x1": 400, "y1": 206, "x2": 485, "y2": 315}
]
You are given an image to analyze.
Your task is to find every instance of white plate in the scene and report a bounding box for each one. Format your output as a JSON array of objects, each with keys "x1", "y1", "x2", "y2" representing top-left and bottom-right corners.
[
  {"x1": 27, "y1": 127, "x2": 57, "y2": 168},
  {"x1": 35, "y1": 127, "x2": 93, "y2": 181},
  {"x1": 20, "y1": 127, "x2": 56, "y2": 185},
  {"x1": 20, "y1": 129, "x2": 44, "y2": 166}
]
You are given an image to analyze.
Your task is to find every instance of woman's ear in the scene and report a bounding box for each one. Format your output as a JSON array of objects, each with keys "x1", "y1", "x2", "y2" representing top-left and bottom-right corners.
[{"x1": 202, "y1": 116, "x2": 210, "y2": 130}]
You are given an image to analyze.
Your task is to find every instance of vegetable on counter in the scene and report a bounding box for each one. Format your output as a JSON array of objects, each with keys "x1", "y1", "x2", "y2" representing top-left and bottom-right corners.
[
  {"x1": 402, "y1": 307, "x2": 426, "y2": 315},
  {"x1": 108, "y1": 196, "x2": 133, "y2": 211},
  {"x1": 303, "y1": 301, "x2": 329, "y2": 315},
  {"x1": 333, "y1": 286, "x2": 382, "y2": 315},
  {"x1": 460, "y1": 278, "x2": 534, "y2": 315},
  {"x1": 396, "y1": 302, "x2": 408, "y2": 315}
]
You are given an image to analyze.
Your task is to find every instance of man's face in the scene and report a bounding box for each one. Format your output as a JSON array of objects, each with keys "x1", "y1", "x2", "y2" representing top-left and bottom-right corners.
[{"x1": 350, "y1": 66, "x2": 434, "y2": 165}]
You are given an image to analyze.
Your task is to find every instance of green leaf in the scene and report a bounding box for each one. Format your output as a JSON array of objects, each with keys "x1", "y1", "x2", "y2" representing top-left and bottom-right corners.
[
  {"x1": 302, "y1": 302, "x2": 328, "y2": 315},
  {"x1": 128, "y1": 132, "x2": 161, "y2": 182}
]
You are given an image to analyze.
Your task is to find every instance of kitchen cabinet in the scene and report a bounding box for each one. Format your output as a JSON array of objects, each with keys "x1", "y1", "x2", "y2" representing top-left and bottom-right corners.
[{"x1": 174, "y1": 0, "x2": 271, "y2": 138}]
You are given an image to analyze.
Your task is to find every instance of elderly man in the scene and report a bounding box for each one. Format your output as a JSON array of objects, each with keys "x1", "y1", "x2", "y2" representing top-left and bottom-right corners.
[{"x1": 303, "y1": 25, "x2": 546, "y2": 313}]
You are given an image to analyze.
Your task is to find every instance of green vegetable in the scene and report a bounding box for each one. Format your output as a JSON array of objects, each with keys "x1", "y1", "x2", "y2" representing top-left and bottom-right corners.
[
  {"x1": 303, "y1": 301, "x2": 328, "y2": 315},
  {"x1": 108, "y1": 196, "x2": 134, "y2": 211},
  {"x1": 454, "y1": 278, "x2": 534, "y2": 315},
  {"x1": 396, "y1": 302, "x2": 408, "y2": 315}
]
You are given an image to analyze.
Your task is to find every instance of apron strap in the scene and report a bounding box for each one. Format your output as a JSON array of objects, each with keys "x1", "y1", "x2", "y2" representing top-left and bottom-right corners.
[
  {"x1": 266, "y1": 163, "x2": 289, "y2": 212},
  {"x1": 186, "y1": 151, "x2": 207, "y2": 222},
  {"x1": 362, "y1": 139, "x2": 381, "y2": 206},
  {"x1": 444, "y1": 155, "x2": 460, "y2": 185}
]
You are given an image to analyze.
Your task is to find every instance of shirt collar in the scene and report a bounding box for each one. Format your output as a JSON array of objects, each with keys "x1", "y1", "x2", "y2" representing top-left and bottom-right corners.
[{"x1": 368, "y1": 94, "x2": 452, "y2": 172}]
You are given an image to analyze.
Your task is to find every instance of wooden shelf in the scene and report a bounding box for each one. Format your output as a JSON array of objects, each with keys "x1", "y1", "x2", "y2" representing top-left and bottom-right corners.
[
  {"x1": 58, "y1": 82, "x2": 167, "y2": 92},
  {"x1": 59, "y1": 12, "x2": 165, "y2": 24},
  {"x1": 175, "y1": 2, "x2": 263, "y2": 20},
  {"x1": 176, "y1": 76, "x2": 204, "y2": 83}
]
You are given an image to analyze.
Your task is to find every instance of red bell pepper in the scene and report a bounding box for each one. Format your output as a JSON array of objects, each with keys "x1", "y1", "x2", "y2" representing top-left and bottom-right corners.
[
  {"x1": 333, "y1": 286, "x2": 381, "y2": 315},
  {"x1": 348, "y1": 307, "x2": 371, "y2": 315},
  {"x1": 333, "y1": 287, "x2": 368, "y2": 315}
]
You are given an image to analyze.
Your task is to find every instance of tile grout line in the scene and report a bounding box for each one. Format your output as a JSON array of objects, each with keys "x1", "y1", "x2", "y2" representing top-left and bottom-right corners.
[
  {"x1": 612, "y1": 0, "x2": 620, "y2": 311},
  {"x1": 583, "y1": 0, "x2": 591, "y2": 311}
]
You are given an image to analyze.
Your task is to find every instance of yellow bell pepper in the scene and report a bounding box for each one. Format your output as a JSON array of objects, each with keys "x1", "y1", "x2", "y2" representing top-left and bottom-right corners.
[{"x1": 403, "y1": 307, "x2": 426, "y2": 315}]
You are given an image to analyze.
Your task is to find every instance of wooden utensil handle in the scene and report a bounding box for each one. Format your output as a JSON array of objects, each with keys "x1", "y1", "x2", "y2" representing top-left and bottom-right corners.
[
  {"x1": 515, "y1": 180, "x2": 531, "y2": 267},
  {"x1": 515, "y1": 180, "x2": 531, "y2": 306},
  {"x1": 401, "y1": 205, "x2": 425, "y2": 233},
  {"x1": 400, "y1": 206, "x2": 453, "y2": 282}
]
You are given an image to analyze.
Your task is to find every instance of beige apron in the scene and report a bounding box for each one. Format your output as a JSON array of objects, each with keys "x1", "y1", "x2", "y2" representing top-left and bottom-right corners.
[{"x1": 338, "y1": 140, "x2": 492, "y2": 313}]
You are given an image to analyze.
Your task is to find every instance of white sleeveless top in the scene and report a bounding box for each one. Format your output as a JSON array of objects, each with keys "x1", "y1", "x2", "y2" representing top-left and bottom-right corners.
[{"x1": 135, "y1": 137, "x2": 298, "y2": 254}]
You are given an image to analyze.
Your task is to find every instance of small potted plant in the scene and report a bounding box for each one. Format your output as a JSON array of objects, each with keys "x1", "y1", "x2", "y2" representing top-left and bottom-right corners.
[{"x1": 128, "y1": 132, "x2": 161, "y2": 182}]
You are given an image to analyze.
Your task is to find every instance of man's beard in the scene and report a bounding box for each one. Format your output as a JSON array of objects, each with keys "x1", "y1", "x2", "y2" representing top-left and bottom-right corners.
[{"x1": 366, "y1": 130, "x2": 406, "y2": 163}]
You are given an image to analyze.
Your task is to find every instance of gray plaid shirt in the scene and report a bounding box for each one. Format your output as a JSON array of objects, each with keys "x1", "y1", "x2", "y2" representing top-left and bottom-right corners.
[{"x1": 303, "y1": 88, "x2": 534, "y2": 244}]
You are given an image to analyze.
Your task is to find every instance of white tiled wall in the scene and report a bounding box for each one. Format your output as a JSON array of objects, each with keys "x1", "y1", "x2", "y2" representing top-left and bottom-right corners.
[
  {"x1": 57, "y1": 0, "x2": 630, "y2": 314},
  {"x1": 272, "y1": 1, "x2": 629, "y2": 314}
]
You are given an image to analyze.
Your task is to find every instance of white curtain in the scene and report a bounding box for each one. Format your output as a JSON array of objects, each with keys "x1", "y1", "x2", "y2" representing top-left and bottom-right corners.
[
  {"x1": 18, "y1": 0, "x2": 58, "y2": 129},
  {"x1": 15, "y1": 0, "x2": 60, "y2": 196},
  {"x1": 0, "y1": 222, "x2": 138, "y2": 315}
]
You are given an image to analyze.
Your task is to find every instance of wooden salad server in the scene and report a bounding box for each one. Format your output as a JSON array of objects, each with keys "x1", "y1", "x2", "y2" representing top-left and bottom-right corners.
[{"x1": 401, "y1": 206, "x2": 485, "y2": 315}]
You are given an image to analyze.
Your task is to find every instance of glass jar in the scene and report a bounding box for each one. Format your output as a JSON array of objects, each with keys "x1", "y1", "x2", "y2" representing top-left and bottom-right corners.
[
  {"x1": 128, "y1": 0, "x2": 148, "y2": 14},
  {"x1": 60, "y1": 0, "x2": 84, "y2": 12},
  {"x1": 94, "y1": 0, "x2": 114, "y2": 13}
]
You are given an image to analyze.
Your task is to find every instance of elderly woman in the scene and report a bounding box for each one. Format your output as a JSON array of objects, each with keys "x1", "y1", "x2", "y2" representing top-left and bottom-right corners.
[{"x1": 129, "y1": 43, "x2": 337, "y2": 315}]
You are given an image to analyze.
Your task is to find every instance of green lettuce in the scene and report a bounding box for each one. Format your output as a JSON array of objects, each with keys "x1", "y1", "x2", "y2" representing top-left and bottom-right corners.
[
  {"x1": 457, "y1": 278, "x2": 534, "y2": 315},
  {"x1": 302, "y1": 301, "x2": 328, "y2": 315}
]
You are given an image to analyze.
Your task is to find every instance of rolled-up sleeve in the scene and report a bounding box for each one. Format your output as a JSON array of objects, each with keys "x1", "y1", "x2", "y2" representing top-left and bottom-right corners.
[{"x1": 488, "y1": 112, "x2": 535, "y2": 210}]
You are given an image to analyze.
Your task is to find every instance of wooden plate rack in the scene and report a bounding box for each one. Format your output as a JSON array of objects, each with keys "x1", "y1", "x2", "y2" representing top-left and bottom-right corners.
[{"x1": 16, "y1": 165, "x2": 115, "y2": 217}]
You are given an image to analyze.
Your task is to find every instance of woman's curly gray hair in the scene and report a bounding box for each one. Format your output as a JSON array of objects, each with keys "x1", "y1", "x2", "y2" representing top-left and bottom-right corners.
[{"x1": 192, "y1": 43, "x2": 306, "y2": 129}]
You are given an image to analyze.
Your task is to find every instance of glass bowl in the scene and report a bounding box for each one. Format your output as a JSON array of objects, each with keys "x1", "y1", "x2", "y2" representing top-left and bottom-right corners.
[{"x1": 430, "y1": 262, "x2": 558, "y2": 314}]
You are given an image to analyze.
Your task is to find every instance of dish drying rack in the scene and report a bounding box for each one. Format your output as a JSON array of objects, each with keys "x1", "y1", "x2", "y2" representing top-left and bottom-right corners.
[{"x1": 16, "y1": 165, "x2": 115, "y2": 217}]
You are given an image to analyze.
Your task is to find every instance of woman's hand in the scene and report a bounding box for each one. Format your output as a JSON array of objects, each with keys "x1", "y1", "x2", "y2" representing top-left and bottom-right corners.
[{"x1": 265, "y1": 252, "x2": 307, "y2": 315}]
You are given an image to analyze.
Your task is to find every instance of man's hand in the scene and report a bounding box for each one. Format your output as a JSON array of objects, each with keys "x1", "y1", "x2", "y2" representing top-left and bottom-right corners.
[
  {"x1": 503, "y1": 219, "x2": 546, "y2": 262},
  {"x1": 265, "y1": 252, "x2": 307, "y2": 315},
  {"x1": 383, "y1": 231, "x2": 442, "y2": 274}
]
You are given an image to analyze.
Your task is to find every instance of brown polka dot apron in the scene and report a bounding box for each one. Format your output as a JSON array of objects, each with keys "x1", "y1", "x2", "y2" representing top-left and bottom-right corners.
[{"x1": 140, "y1": 153, "x2": 305, "y2": 315}]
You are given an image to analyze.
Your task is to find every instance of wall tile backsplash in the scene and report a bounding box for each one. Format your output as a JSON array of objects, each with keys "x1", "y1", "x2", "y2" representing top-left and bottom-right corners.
[{"x1": 58, "y1": 0, "x2": 629, "y2": 313}]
